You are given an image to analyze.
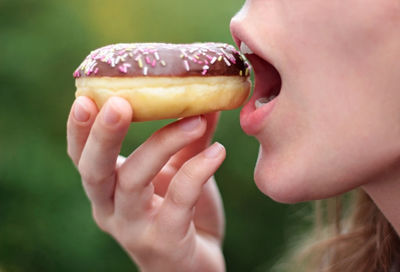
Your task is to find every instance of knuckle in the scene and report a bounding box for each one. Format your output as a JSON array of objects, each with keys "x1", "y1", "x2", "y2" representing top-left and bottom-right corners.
[
  {"x1": 79, "y1": 167, "x2": 104, "y2": 186},
  {"x1": 169, "y1": 183, "x2": 191, "y2": 207},
  {"x1": 78, "y1": 164, "x2": 95, "y2": 184},
  {"x1": 92, "y1": 208, "x2": 109, "y2": 233},
  {"x1": 67, "y1": 148, "x2": 79, "y2": 167},
  {"x1": 168, "y1": 161, "x2": 205, "y2": 207},
  {"x1": 66, "y1": 146, "x2": 75, "y2": 161},
  {"x1": 180, "y1": 161, "x2": 200, "y2": 181},
  {"x1": 150, "y1": 130, "x2": 171, "y2": 149},
  {"x1": 117, "y1": 173, "x2": 142, "y2": 193},
  {"x1": 169, "y1": 189, "x2": 189, "y2": 207},
  {"x1": 117, "y1": 181, "x2": 138, "y2": 194},
  {"x1": 78, "y1": 160, "x2": 115, "y2": 185},
  {"x1": 91, "y1": 129, "x2": 114, "y2": 146}
]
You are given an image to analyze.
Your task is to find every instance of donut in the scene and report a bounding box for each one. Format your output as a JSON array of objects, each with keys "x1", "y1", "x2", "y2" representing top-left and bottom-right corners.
[{"x1": 73, "y1": 43, "x2": 251, "y2": 121}]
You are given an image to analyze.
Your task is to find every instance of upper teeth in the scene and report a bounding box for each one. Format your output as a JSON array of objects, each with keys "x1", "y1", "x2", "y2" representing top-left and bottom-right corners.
[{"x1": 240, "y1": 42, "x2": 254, "y2": 55}]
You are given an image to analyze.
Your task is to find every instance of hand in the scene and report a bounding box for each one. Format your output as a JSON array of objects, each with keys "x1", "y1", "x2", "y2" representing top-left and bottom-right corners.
[{"x1": 67, "y1": 96, "x2": 226, "y2": 272}]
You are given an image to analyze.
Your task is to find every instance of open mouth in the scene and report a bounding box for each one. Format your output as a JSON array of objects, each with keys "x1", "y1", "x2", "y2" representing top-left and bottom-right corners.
[{"x1": 238, "y1": 41, "x2": 282, "y2": 135}]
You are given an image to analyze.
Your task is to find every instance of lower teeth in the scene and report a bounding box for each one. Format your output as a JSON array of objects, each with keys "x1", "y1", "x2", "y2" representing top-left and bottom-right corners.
[{"x1": 255, "y1": 95, "x2": 276, "y2": 109}]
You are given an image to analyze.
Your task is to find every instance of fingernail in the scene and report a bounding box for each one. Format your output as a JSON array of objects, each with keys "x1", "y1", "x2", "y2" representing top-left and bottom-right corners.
[
  {"x1": 73, "y1": 98, "x2": 90, "y2": 122},
  {"x1": 180, "y1": 116, "x2": 201, "y2": 131},
  {"x1": 103, "y1": 98, "x2": 121, "y2": 125},
  {"x1": 204, "y1": 142, "x2": 224, "y2": 158}
]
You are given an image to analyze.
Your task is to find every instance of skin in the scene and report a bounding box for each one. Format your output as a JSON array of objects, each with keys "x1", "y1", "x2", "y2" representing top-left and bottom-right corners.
[
  {"x1": 67, "y1": 0, "x2": 400, "y2": 270},
  {"x1": 67, "y1": 96, "x2": 225, "y2": 272},
  {"x1": 230, "y1": 0, "x2": 400, "y2": 205}
]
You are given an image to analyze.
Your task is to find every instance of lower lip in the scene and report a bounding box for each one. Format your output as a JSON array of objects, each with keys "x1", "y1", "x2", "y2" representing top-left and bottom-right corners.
[{"x1": 240, "y1": 97, "x2": 277, "y2": 135}]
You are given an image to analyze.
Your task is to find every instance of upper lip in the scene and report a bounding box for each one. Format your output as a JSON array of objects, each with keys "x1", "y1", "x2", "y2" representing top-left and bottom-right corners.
[
  {"x1": 230, "y1": 24, "x2": 278, "y2": 72},
  {"x1": 230, "y1": 24, "x2": 282, "y2": 101}
]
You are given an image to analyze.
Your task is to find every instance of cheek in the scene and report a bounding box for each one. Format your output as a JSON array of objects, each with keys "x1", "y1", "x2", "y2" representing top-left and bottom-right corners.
[
  {"x1": 254, "y1": 72, "x2": 400, "y2": 203},
  {"x1": 279, "y1": 0, "x2": 400, "y2": 72},
  {"x1": 254, "y1": 96, "x2": 400, "y2": 203}
]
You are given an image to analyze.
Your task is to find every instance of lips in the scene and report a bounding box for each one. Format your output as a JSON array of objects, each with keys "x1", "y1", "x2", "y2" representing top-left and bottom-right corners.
[{"x1": 237, "y1": 41, "x2": 281, "y2": 135}]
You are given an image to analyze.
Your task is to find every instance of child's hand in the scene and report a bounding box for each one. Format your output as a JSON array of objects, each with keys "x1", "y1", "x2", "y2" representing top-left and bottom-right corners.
[{"x1": 67, "y1": 96, "x2": 226, "y2": 272}]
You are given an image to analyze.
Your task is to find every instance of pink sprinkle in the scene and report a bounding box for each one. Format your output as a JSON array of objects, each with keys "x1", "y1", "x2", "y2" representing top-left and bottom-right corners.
[
  {"x1": 202, "y1": 65, "x2": 209, "y2": 75},
  {"x1": 118, "y1": 63, "x2": 131, "y2": 73},
  {"x1": 146, "y1": 56, "x2": 151, "y2": 64},
  {"x1": 152, "y1": 59, "x2": 156, "y2": 67},
  {"x1": 94, "y1": 67, "x2": 99, "y2": 74},
  {"x1": 204, "y1": 60, "x2": 209, "y2": 65},
  {"x1": 119, "y1": 65, "x2": 128, "y2": 73},
  {"x1": 73, "y1": 70, "x2": 80, "y2": 78},
  {"x1": 206, "y1": 55, "x2": 213, "y2": 61},
  {"x1": 198, "y1": 61, "x2": 203, "y2": 64}
]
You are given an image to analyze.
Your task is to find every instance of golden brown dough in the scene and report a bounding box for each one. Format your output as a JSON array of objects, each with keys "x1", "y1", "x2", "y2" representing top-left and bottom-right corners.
[{"x1": 73, "y1": 43, "x2": 251, "y2": 121}]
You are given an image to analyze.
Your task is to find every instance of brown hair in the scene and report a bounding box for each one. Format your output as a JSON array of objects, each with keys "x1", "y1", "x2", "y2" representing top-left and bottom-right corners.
[{"x1": 274, "y1": 189, "x2": 400, "y2": 272}]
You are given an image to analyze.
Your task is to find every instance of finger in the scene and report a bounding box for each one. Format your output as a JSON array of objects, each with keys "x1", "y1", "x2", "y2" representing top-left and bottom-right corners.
[
  {"x1": 114, "y1": 116, "x2": 207, "y2": 218},
  {"x1": 153, "y1": 113, "x2": 219, "y2": 197},
  {"x1": 157, "y1": 142, "x2": 226, "y2": 239},
  {"x1": 78, "y1": 97, "x2": 132, "y2": 214},
  {"x1": 193, "y1": 178, "x2": 225, "y2": 241},
  {"x1": 169, "y1": 112, "x2": 220, "y2": 170},
  {"x1": 117, "y1": 116, "x2": 206, "y2": 191},
  {"x1": 152, "y1": 163, "x2": 179, "y2": 197},
  {"x1": 67, "y1": 96, "x2": 98, "y2": 167}
]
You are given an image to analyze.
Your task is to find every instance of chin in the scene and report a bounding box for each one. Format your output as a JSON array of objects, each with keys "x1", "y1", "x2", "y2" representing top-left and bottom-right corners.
[{"x1": 253, "y1": 152, "x2": 312, "y2": 204}]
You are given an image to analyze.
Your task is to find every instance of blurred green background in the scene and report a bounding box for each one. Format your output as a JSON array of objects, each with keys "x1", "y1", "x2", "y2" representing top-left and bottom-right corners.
[{"x1": 0, "y1": 0, "x2": 308, "y2": 271}]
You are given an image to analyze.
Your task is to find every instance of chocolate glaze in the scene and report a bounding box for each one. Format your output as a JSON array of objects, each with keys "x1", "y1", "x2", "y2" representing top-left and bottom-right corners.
[{"x1": 73, "y1": 43, "x2": 250, "y2": 78}]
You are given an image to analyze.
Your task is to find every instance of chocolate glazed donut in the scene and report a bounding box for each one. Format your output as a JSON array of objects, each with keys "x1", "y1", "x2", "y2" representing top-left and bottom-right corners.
[{"x1": 73, "y1": 43, "x2": 251, "y2": 121}]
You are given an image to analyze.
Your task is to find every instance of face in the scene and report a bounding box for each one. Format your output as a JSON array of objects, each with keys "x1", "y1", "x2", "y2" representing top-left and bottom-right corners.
[{"x1": 230, "y1": 0, "x2": 400, "y2": 203}]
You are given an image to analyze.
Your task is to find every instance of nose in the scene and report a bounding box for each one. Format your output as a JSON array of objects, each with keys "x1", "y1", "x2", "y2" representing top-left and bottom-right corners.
[
  {"x1": 230, "y1": 3, "x2": 249, "y2": 47},
  {"x1": 230, "y1": 1, "x2": 249, "y2": 25}
]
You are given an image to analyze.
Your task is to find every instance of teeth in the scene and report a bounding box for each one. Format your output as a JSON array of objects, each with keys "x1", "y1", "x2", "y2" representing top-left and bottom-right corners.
[
  {"x1": 255, "y1": 96, "x2": 276, "y2": 109},
  {"x1": 240, "y1": 42, "x2": 254, "y2": 55}
]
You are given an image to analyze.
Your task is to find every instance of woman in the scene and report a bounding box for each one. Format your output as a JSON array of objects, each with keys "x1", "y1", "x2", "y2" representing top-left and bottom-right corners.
[{"x1": 67, "y1": 0, "x2": 400, "y2": 270}]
